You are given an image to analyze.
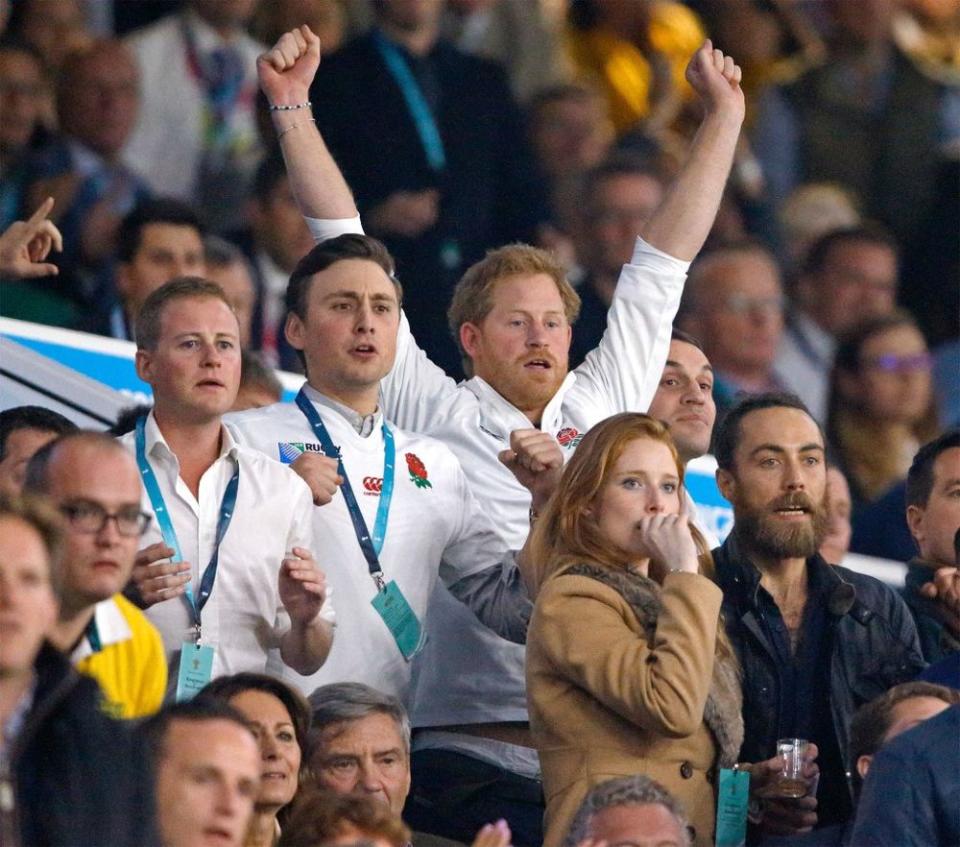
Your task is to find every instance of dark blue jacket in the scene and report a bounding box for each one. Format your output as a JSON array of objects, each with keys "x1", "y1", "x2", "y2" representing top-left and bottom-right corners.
[
  {"x1": 713, "y1": 535, "x2": 926, "y2": 804},
  {"x1": 850, "y1": 704, "x2": 960, "y2": 846},
  {"x1": 902, "y1": 559, "x2": 960, "y2": 664}
]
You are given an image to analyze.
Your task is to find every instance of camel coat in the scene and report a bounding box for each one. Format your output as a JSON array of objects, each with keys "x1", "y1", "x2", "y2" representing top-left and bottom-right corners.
[{"x1": 526, "y1": 566, "x2": 743, "y2": 847}]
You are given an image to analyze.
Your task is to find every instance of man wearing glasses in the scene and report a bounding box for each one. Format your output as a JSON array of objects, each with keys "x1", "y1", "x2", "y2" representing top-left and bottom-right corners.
[
  {"x1": 23, "y1": 431, "x2": 167, "y2": 719},
  {"x1": 680, "y1": 242, "x2": 787, "y2": 422}
]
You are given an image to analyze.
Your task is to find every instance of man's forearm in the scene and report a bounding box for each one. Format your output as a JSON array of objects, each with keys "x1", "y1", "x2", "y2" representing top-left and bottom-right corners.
[
  {"x1": 280, "y1": 617, "x2": 334, "y2": 675},
  {"x1": 273, "y1": 111, "x2": 358, "y2": 220},
  {"x1": 447, "y1": 556, "x2": 532, "y2": 645},
  {"x1": 641, "y1": 110, "x2": 742, "y2": 261}
]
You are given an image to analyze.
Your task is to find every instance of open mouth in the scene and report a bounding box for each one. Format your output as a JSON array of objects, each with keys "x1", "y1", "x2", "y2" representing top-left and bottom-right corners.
[
  {"x1": 772, "y1": 500, "x2": 812, "y2": 518},
  {"x1": 352, "y1": 344, "x2": 377, "y2": 357},
  {"x1": 203, "y1": 827, "x2": 235, "y2": 845},
  {"x1": 523, "y1": 358, "x2": 552, "y2": 370}
]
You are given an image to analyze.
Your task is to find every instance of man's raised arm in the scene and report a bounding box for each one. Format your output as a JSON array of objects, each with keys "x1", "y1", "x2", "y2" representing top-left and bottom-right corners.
[
  {"x1": 257, "y1": 26, "x2": 358, "y2": 222},
  {"x1": 640, "y1": 40, "x2": 745, "y2": 261}
]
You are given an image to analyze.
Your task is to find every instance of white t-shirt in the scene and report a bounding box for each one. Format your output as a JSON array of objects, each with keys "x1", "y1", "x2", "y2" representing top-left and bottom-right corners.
[
  {"x1": 226, "y1": 386, "x2": 510, "y2": 701},
  {"x1": 119, "y1": 413, "x2": 325, "y2": 692}
]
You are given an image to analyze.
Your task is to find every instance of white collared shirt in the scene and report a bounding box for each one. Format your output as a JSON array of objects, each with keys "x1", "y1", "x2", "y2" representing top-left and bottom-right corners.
[{"x1": 119, "y1": 412, "x2": 325, "y2": 690}]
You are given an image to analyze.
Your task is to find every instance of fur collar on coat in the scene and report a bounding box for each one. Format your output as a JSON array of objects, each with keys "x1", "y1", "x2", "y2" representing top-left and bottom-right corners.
[{"x1": 564, "y1": 563, "x2": 744, "y2": 768}]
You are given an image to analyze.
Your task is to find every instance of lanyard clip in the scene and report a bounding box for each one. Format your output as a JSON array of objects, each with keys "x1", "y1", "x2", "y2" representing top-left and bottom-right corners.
[
  {"x1": 373, "y1": 571, "x2": 386, "y2": 593},
  {"x1": 195, "y1": 622, "x2": 202, "y2": 645}
]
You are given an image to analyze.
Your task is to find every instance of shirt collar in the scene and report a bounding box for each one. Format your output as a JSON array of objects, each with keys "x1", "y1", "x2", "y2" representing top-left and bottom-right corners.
[
  {"x1": 464, "y1": 372, "x2": 575, "y2": 440},
  {"x1": 722, "y1": 530, "x2": 854, "y2": 615},
  {"x1": 144, "y1": 409, "x2": 240, "y2": 465},
  {"x1": 302, "y1": 383, "x2": 382, "y2": 437},
  {"x1": 66, "y1": 138, "x2": 107, "y2": 179},
  {"x1": 71, "y1": 596, "x2": 132, "y2": 662}
]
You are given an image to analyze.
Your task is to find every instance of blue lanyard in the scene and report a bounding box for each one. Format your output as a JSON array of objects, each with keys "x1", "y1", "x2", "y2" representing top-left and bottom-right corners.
[
  {"x1": 372, "y1": 29, "x2": 446, "y2": 172},
  {"x1": 134, "y1": 417, "x2": 239, "y2": 635},
  {"x1": 295, "y1": 389, "x2": 395, "y2": 590}
]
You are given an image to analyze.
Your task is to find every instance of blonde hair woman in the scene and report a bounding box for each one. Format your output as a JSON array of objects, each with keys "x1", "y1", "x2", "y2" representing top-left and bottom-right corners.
[{"x1": 525, "y1": 413, "x2": 742, "y2": 846}]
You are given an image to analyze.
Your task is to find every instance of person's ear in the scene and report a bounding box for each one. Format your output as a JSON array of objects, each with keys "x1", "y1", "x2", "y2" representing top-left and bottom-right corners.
[
  {"x1": 906, "y1": 504, "x2": 925, "y2": 552},
  {"x1": 856, "y1": 754, "x2": 873, "y2": 781},
  {"x1": 135, "y1": 348, "x2": 153, "y2": 383},
  {"x1": 716, "y1": 467, "x2": 736, "y2": 502},
  {"x1": 459, "y1": 321, "x2": 482, "y2": 361},
  {"x1": 285, "y1": 312, "x2": 306, "y2": 351}
]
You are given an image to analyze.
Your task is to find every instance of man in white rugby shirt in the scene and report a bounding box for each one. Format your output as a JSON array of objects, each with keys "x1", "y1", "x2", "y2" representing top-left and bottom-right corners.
[
  {"x1": 121, "y1": 277, "x2": 334, "y2": 697},
  {"x1": 226, "y1": 233, "x2": 533, "y2": 701},
  {"x1": 256, "y1": 25, "x2": 744, "y2": 844}
]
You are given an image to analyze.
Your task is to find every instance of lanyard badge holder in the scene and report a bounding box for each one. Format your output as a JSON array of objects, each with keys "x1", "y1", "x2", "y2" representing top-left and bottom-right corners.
[
  {"x1": 295, "y1": 390, "x2": 423, "y2": 660},
  {"x1": 135, "y1": 417, "x2": 239, "y2": 699},
  {"x1": 716, "y1": 765, "x2": 750, "y2": 847}
]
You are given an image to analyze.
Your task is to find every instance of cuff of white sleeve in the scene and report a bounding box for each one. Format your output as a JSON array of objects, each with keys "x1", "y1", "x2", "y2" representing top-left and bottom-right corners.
[
  {"x1": 305, "y1": 215, "x2": 364, "y2": 244},
  {"x1": 631, "y1": 235, "x2": 692, "y2": 273}
]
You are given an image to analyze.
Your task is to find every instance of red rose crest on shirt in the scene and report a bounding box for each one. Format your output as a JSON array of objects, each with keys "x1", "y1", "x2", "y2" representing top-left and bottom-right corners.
[
  {"x1": 556, "y1": 427, "x2": 582, "y2": 448},
  {"x1": 405, "y1": 452, "x2": 432, "y2": 489}
]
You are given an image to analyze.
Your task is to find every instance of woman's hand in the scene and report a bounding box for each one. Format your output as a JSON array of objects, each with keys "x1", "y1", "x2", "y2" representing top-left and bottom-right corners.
[{"x1": 636, "y1": 512, "x2": 700, "y2": 576}]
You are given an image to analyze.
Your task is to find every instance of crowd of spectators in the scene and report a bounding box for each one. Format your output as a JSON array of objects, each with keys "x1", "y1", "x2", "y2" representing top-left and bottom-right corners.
[{"x1": 0, "y1": 0, "x2": 958, "y2": 846}]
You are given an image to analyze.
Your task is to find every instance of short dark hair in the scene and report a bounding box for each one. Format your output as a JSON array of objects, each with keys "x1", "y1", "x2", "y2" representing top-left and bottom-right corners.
[
  {"x1": 802, "y1": 222, "x2": 899, "y2": 278},
  {"x1": 582, "y1": 152, "x2": 667, "y2": 204},
  {"x1": 848, "y1": 681, "x2": 959, "y2": 797},
  {"x1": 670, "y1": 326, "x2": 705, "y2": 353},
  {"x1": 0, "y1": 406, "x2": 77, "y2": 461},
  {"x1": 906, "y1": 430, "x2": 960, "y2": 508},
  {"x1": 285, "y1": 234, "x2": 400, "y2": 319},
  {"x1": 135, "y1": 276, "x2": 235, "y2": 351},
  {"x1": 23, "y1": 431, "x2": 128, "y2": 495},
  {"x1": 140, "y1": 698, "x2": 254, "y2": 765},
  {"x1": 714, "y1": 392, "x2": 821, "y2": 472},
  {"x1": 108, "y1": 404, "x2": 154, "y2": 437},
  {"x1": 203, "y1": 234, "x2": 247, "y2": 270},
  {"x1": 201, "y1": 672, "x2": 312, "y2": 757},
  {"x1": 117, "y1": 198, "x2": 205, "y2": 264}
]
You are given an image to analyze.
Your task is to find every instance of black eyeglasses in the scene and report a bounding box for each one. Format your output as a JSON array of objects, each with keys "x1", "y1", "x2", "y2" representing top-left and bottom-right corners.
[{"x1": 59, "y1": 502, "x2": 152, "y2": 537}]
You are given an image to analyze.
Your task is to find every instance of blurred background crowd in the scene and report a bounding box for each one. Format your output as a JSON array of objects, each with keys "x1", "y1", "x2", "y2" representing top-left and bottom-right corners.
[{"x1": 0, "y1": 0, "x2": 957, "y2": 556}]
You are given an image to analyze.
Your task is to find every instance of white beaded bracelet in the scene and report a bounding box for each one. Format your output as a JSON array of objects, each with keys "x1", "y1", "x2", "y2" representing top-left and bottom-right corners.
[{"x1": 269, "y1": 101, "x2": 312, "y2": 112}]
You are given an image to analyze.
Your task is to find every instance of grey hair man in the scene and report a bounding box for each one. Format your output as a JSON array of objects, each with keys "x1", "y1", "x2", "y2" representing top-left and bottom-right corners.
[
  {"x1": 308, "y1": 682, "x2": 412, "y2": 817},
  {"x1": 564, "y1": 775, "x2": 692, "y2": 847}
]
